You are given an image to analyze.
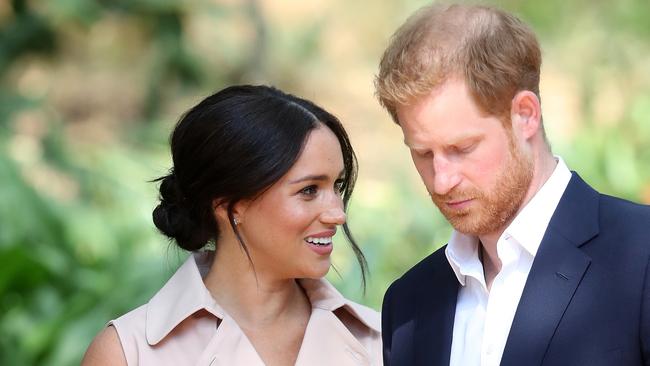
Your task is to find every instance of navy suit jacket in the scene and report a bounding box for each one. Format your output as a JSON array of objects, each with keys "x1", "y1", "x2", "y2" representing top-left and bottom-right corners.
[{"x1": 382, "y1": 173, "x2": 650, "y2": 366}]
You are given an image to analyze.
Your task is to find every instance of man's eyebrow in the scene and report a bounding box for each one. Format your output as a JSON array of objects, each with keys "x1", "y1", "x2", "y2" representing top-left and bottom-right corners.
[
  {"x1": 404, "y1": 139, "x2": 427, "y2": 150},
  {"x1": 288, "y1": 170, "x2": 346, "y2": 184},
  {"x1": 404, "y1": 133, "x2": 482, "y2": 149}
]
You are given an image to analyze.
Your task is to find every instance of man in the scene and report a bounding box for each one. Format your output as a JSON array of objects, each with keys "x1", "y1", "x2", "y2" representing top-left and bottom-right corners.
[{"x1": 375, "y1": 4, "x2": 650, "y2": 366}]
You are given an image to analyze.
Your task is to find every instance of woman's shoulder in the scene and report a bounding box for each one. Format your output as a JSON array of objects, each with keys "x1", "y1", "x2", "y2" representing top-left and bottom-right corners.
[
  {"x1": 82, "y1": 254, "x2": 216, "y2": 366},
  {"x1": 81, "y1": 325, "x2": 128, "y2": 366},
  {"x1": 82, "y1": 304, "x2": 148, "y2": 366}
]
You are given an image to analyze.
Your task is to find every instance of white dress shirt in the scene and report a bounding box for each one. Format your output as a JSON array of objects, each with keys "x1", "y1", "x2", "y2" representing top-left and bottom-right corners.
[{"x1": 446, "y1": 157, "x2": 572, "y2": 366}]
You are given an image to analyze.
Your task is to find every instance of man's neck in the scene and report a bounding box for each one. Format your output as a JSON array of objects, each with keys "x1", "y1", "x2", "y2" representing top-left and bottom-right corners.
[
  {"x1": 478, "y1": 151, "x2": 558, "y2": 291},
  {"x1": 479, "y1": 241, "x2": 501, "y2": 291}
]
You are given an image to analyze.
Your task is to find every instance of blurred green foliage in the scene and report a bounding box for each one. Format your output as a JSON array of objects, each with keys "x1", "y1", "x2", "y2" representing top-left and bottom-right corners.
[{"x1": 1, "y1": 0, "x2": 649, "y2": 364}]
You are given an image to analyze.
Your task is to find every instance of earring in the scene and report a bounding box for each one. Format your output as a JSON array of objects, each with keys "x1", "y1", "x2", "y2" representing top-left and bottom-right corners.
[{"x1": 233, "y1": 217, "x2": 240, "y2": 226}]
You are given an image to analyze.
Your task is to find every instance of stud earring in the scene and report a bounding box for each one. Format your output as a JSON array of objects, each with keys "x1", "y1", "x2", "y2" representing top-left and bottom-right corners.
[{"x1": 233, "y1": 217, "x2": 240, "y2": 226}]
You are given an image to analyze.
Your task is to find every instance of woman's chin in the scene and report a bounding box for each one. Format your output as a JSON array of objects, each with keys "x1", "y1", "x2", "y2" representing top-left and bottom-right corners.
[{"x1": 299, "y1": 262, "x2": 331, "y2": 279}]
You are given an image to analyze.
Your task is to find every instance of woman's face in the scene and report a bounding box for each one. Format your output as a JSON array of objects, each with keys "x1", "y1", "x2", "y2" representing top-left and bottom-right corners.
[{"x1": 237, "y1": 125, "x2": 347, "y2": 280}]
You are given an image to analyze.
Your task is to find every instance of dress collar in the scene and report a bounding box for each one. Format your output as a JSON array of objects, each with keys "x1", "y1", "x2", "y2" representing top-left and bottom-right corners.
[
  {"x1": 145, "y1": 252, "x2": 379, "y2": 345},
  {"x1": 299, "y1": 277, "x2": 380, "y2": 332}
]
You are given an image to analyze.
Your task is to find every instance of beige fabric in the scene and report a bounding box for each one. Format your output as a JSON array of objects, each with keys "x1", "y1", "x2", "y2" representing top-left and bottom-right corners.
[{"x1": 109, "y1": 253, "x2": 382, "y2": 365}]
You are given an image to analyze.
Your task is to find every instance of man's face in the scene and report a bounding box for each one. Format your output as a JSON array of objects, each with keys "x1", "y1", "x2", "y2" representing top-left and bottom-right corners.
[{"x1": 396, "y1": 79, "x2": 534, "y2": 237}]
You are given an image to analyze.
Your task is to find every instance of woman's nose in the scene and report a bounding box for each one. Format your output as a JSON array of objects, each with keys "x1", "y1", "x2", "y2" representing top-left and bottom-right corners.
[{"x1": 320, "y1": 197, "x2": 346, "y2": 225}]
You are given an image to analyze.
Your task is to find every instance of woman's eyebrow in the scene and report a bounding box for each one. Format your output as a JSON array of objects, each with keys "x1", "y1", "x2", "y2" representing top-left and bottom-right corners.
[
  {"x1": 289, "y1": 174, "x2": 329, "y2": 184},
  {"x1": 288, "y1": 170, "x2": 345, "y2": 184}
]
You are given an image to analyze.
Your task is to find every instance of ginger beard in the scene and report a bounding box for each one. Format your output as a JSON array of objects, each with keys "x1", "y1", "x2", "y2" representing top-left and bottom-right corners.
[{"x1": 431, "y1": 132, "x2": 534, "y2": 236}]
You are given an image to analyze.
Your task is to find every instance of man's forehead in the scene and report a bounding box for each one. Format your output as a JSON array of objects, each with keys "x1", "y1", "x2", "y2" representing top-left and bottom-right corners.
[{"x1": 397, "y1": 78, "x2": 472, "y2": 112}]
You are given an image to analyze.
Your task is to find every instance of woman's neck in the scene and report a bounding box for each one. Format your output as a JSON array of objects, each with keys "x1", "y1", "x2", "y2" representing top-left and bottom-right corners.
[{"x1": 202, "y1": 239, "x2": 311, "y2": 328}]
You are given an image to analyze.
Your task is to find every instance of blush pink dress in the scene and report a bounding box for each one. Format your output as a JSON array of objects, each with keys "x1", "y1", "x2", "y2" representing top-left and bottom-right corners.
[{"x1": 109, "y1": 253, "x2": 382, "y2": 365}]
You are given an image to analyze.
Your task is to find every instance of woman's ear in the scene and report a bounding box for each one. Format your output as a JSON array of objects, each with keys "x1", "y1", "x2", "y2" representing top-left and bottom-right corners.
[
  {"x1": 212, "y1": 198, "x2": 249, "y2": 227},
  {"x1": 212, "y1": 198, "x2": 229, "y2": 224},
  {"x1": 510, "y1": 90, "x2": 542, "y2": 141}
]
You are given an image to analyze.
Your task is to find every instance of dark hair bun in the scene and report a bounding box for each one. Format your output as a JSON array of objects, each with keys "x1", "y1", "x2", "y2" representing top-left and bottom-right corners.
[{"x1": 152, "y1": 174, "x2": 208, "y2": 251}]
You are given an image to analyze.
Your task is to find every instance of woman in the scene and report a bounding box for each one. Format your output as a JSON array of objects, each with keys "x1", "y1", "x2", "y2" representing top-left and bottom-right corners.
[{"x1": 82, "y1": 85, "x2": 381, "y2": 365}]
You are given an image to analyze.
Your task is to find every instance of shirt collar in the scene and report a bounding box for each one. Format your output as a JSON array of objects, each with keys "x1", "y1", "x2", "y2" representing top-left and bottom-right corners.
[
  {"x1": 145, "y1": 252, "x2": 379, "y2": 345},
  {"x1": 505, "y1": 156, "x2": 572, "y2": 257},
  {"x1": 445, "y1": 156, "x2": 572, "y2": 286},
  {"x1": 445, "y1": 231, "x2": 482, "y2": 286}
]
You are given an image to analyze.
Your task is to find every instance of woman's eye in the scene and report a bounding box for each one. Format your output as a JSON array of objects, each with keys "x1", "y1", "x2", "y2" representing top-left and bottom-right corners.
[
  {"x1": 300, "y1": 185, "x2": 318, "y2": 196},
  {"x1": 334, "y1": 179, "x2": 345, "y2": 194}
]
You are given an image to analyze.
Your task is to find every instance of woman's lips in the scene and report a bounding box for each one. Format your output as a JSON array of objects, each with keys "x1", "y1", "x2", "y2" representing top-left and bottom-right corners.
[
  {"x1": 305, "y1": 241, "x2": 333, "y2": 255},
  {"x1": 304, "y1": 230, "x2": 335, "y2": 255}
]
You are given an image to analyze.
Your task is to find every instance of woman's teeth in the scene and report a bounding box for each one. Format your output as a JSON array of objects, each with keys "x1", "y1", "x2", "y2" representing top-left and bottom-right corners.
[{"x1": 305, "y1": 236, "x2": 332, "y2": 246}]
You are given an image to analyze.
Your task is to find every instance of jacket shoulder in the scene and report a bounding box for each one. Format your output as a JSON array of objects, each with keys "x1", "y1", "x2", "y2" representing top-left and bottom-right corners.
[
  {"x1": 388, "y1": 245, "x2": 450, "y2": 295},
  {"x1": 599, "y1": 193, "x2": 650, "y2": 221},
  {"x1": 597, "y1": 194, "x2": 650, "y2": 250}
]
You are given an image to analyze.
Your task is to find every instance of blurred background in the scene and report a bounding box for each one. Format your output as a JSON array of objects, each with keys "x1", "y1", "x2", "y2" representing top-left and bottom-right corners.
[{"x1": 1, "y1": 0, "x2": 649, "y2": 364}]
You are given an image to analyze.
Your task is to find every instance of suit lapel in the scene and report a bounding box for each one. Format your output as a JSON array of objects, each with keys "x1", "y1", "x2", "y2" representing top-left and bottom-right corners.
[
  {"x1": 501, "y1": 173, "x2": 599, "y2": 366},
  {"x1": 500, "y1": 230, "x2": 591, "y2": 366},
  {"x1": 414, "y1": 251, "x2": 459, "y2": 366}
]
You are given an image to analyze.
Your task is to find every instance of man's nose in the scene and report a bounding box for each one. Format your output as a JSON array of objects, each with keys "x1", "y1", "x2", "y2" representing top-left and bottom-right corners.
[{"x1": 432, "y1": 156, "x2": 461, "y2": 195}]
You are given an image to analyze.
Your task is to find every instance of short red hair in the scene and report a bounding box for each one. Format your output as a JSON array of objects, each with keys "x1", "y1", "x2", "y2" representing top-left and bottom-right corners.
[{"x1": 375, "y1": 4, "x2": 542, "y2": 125}]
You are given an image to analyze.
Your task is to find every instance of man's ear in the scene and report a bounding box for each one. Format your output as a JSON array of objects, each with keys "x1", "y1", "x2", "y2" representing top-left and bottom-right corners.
[{"x1": 510, "y1": 90, "x2": 542, "y2": 141}]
